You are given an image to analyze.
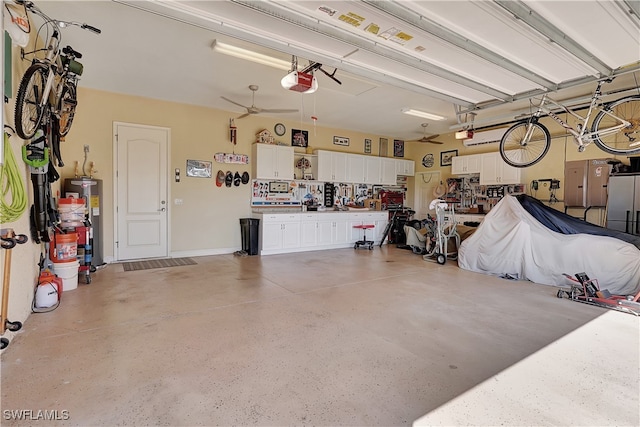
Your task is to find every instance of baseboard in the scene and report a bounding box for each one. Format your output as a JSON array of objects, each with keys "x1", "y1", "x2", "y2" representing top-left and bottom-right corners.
[{"x1": 170, "y1": 247, "x2": 239, "y2": 258}]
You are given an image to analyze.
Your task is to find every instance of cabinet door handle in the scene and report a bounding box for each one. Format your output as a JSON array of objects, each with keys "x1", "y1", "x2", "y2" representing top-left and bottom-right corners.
[
  {"x1": 625, "y1": 210, "x2": 631, "y2": 234},
  {"x1": 636, "y1": 211, "x2": 639, "y2": 235}
]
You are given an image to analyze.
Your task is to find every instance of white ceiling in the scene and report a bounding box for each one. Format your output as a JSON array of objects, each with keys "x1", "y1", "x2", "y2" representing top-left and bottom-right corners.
[{"x1": 33, "y1": 0, "x2": 640, "y2": 141}]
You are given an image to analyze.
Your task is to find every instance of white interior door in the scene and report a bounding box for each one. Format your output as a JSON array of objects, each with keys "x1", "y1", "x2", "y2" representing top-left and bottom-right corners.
[
  {"x1": 415, "y1": 171, "x2": 441, "y2": 219},
  {"x1": 115, "y1": 123, "x2": 169, "y2": 261}
]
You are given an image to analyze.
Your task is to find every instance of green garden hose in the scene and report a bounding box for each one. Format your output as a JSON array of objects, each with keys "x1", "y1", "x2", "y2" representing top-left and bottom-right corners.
[{"x1": 0, "y1": 132, "x2": 27, "y2": 223}]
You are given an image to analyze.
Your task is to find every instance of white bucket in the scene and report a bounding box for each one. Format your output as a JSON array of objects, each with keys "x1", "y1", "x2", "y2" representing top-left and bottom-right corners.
[
  {"x1": 52, "y1": 260, "x2": 80, "y2": 291},
  {"x1": 58, "y1": 198, "x2": 85, "y2": 228}
]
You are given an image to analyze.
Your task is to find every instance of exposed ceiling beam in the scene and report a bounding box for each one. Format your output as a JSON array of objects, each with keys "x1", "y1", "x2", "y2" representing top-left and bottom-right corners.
[
  {"x1": 494, "y1": 0, "x2": 612, "y2": 77},
  {"x1": 115, "y1": 0, "x2": 477, "y2": 108},
  {"x1": 362, "y1": 0, "x2": 557, "y2": 91},
  {"x1": 232, "y1": 0, "x2": 511, "y2": 101}
]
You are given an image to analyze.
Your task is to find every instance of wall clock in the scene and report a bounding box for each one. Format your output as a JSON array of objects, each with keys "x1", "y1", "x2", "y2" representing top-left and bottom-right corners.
[
  {"x1": 422, "y1": 153, "x2": 435, "y2": 168},
  {"x1": 274, "y1": 123, "x2": 286, "y2": 136}
]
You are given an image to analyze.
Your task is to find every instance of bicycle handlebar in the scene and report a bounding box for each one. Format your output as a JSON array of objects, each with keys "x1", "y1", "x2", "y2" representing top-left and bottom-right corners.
[{"x1": 15, "y1": 0, "x2": 101, "y2": 35}]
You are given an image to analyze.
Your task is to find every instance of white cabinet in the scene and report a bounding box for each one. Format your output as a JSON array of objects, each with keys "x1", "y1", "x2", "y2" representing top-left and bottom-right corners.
[
  {"x1": 347, "y1": 212, "x2": 388, "y2": 244},
  {"x1": 300, "y1": 213, "x2": 319, "y2": 247},
  {"x1": 259, "y1": 214, "x2": 300, "y2": 254},
  {"x1": 365, "y1": 157, "x2": 381, "y2": 184},
  {"x1": 300, "y1": 213, "x2": 349, "y2": 247},
  {"x1": 380, "y1": 158, "x2": 397, "y2": 185},
  {"x1": 315, "y1": 150, "x2": 347, "y2": 182},
  {"x1": 451, "y1": 154, "x2": 481, "y2": 175},
  {"x1": 396, "y1": 159, "x2": 415, "y2": 176},
  {"x1": 347, "y1": 154, "x2": 366, "y2": 183},
  {"x1": 480, "y1": 152, "x2": 521, "y2": 185},
  {"x1": 256, "y1": 211, "x2": 388, "y2": 254},
  {"x1": 252, "y1": 144, "x2": 294, "y2": 180}
]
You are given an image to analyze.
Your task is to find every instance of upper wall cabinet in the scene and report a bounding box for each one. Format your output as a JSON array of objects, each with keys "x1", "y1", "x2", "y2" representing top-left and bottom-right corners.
[
  {"x1": 315, "y1": 150, "x2": 348, "y2": 183},
  {"x1": 479, "y1": 152, "x2": 521, "y2": 185},
  {"x1": 252, "y1": 144, "x2": 294, "y2": 180},
  {"x1": 451, "y1": 154, "x2": 481, "y2": 175},
  {"x1": 396, "y1": 159, "x2": 415, "y2": 176}
]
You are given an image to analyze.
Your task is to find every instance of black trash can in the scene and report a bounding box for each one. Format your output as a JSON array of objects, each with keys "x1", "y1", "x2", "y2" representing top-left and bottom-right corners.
[{"x1": 239, "y1": 218, "x2": 260, "y2": 255}]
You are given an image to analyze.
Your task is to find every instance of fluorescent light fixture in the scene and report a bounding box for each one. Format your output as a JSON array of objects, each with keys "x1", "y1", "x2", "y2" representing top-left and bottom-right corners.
[
  {"x1": 401, "y1": 108, "x2": 446, "y2": 121},
  {"x1": 212, "y1": 40, "x2": 291, "y2": 71}
]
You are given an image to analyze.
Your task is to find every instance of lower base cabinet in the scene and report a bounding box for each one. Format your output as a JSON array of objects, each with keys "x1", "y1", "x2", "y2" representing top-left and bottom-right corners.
[{"x1": 256, "y1": 211, "x2": 388, "y2": 255}]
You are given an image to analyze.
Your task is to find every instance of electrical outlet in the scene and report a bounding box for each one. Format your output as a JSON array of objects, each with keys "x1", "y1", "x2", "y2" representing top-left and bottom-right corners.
[{"x1": 84, "y1": 145, "x2": 90, "y2": 153}]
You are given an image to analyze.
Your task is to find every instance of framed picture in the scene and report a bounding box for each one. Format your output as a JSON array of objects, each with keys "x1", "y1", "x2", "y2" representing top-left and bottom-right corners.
[
  {"x1": 393, "y1": 139, "x2": 404, "y2": 158},
  {"x1": 291, "y1": 129, "x2": 308, "y2": 147},
  {"x1": 186, "y1": 159, "x2": 212, "y2": 178},
  {"x1": 303, "y1": 173, "x2": 313, "y2": 180},
  {"x1": 379, "y1": 138, "x2": 388, "y2": 157},
  {"x1": 440, "y1": 149, "x2": 458, "y2": 167},
  {"x1": 333, "y1": 136, "x2": 349, "y2": 146},
  {"x1": 364, "y1": 138, "x2": 372, "y2": 154}
]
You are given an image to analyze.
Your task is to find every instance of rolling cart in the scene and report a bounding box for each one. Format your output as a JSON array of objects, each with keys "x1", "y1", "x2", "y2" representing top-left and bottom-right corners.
[{"x1": 423, "y1": 199, "x2": 460, "y2": 265}]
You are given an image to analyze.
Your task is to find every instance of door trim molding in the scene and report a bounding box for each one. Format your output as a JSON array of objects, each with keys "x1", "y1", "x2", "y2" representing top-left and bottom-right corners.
[{"x1": 113, "y1": 121, "x2": 171, "y2": 262}]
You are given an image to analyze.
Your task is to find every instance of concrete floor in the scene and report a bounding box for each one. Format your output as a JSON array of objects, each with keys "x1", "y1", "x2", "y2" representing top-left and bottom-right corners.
[{"x1": 1, "y1": 246, "x2": 638, "y2": 426}]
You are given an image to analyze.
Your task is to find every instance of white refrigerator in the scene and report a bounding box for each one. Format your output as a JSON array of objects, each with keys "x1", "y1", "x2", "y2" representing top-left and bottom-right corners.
[{"x1": 606, "y1": 174, "x2": 640, "y2": 236}]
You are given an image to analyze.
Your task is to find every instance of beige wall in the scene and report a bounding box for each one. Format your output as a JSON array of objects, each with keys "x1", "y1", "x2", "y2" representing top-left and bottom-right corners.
[
  {"x1": 405, "y1": 117, "x2": 630, "y2": 224},
  {"x1": 60, "y1": 88, "x2": 400, "y2": 260},
  {"x1": 3, "y1": 35, "x2": 631, "y2": 337}
]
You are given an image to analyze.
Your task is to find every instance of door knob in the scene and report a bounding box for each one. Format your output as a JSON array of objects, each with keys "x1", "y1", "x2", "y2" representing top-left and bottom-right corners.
[{"x1": 158, "y1": 207, "x2": 166, "y2": 212}]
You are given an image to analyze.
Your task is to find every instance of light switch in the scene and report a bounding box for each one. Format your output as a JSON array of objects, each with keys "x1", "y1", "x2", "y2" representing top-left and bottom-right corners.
[{"x1": 174, "y1": 199, "x2": 183, "y2": 205}]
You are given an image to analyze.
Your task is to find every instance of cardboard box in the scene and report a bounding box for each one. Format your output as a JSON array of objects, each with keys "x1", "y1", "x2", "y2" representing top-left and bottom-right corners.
[{"x1": 365, "y1": 199, "x2": 382, "y2": 211}]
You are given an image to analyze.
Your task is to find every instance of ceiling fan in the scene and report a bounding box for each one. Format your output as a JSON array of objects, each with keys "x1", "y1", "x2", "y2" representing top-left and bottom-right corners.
[
  {"x1": 221, "y1": 85, "x2": 298, "y2": 119},
  {"x1": 409, "y1": 123, "x2": 443, "y2": 144}
]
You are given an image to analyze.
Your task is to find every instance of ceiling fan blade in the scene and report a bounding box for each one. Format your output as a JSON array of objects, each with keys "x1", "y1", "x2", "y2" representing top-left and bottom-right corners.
[
  {"x1": 427, "y1": 140, "x2": 444, "y2": 144},
  {"x1": 221, "y1": 96, "x2": 249, "y2": 109},
  {"x1": 236, "y1": 112, "x2": 251, "y2": 119},
  {"x1": 261, "y1": 108, "x2": 299, "y2": 113},
  {"x1": 421, "y1": 133, "x2": 441, "y2": 141}
]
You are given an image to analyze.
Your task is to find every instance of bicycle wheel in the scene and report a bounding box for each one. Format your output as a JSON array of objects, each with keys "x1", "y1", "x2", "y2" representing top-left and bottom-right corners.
[
  {"x1": 14, "y1": 63, "x2": 49, "y2": 140},
  {"x1": 592, "y1": 96, "x2": 640, "y2": 155},
  {"x1": 499, "y1": 120, "x2": 550, "y2": 168},
  {"x1": 57, "y1": 81, "x2": 77, "y2": 137}
]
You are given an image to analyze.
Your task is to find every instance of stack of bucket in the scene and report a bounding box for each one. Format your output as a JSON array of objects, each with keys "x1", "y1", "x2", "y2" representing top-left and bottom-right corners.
[
  {"x1": 51, "y1": 198, "x2": 84, "y2": 291},
  {"x1": 58, "y1": 198, "x2": 85, "y2": 228}
]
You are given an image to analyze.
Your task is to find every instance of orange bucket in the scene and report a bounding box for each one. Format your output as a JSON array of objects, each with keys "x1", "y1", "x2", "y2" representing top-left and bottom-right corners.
[{"x1": 50, "y1": 232, "x2": 78, "y2": 263}]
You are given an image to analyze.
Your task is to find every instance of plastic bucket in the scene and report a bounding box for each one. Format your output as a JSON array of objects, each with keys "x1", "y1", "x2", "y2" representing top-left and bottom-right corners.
[
  {"x1": 50, "y1": 232, "x2": 78, "y2": 263},
  {"x1": 58, "y1": 197, "x2": 85, "y2": 227},
  {"x1": 52, "y1": 260, "x2": 80, "y2": 291}
]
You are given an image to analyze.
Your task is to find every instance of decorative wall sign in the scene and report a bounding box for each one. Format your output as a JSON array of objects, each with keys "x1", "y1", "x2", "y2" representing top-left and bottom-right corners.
[
  {"x1": 333, "y1": 136, "x2": 349, "y2": 146},
  {"x1": 364, "y1": 138, "x2": 372, "y2": 154},
  {"x1": 393, "y1": 139, "x2": 404, "y2": 157},
  {"x1": 379, "y1": 138, "x2": 388, "y2": 156},
  {"x1": 214, "y1": 152, "x2": 249, "y2": 164},
  {"x1": 422, "y1": 153, "x2": 434, "y2": 168},
  {"x1": 440, "y1": 149, "x2": 458, "y2": 167},
  {"x1": 186, "y1": 160, "x2": 212, "y2": 178},
  {"x1": 292, "y1": 129, "x2": 308, "y2": 147}
]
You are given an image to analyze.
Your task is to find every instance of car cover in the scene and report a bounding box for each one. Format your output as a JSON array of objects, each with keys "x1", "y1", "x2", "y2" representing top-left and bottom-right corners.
[
  {"x1": 516, "y1": 194, "x2": 640, "y2": 249},
  {"x1": 458, "y1": 195, "x2": 640, "y2": 295}
]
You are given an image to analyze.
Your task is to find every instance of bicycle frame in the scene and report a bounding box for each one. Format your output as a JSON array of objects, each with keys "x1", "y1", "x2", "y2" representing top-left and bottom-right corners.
[
  {"x1": 528, "y1": 80, "x2": 631, "y2": 149},
  {"x1": 37, "y1": 30, "x2": 62, "y2": 115}
]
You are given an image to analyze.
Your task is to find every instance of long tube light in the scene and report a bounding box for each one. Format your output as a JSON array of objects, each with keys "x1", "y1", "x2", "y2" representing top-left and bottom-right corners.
[
  {"x1": 211, "y1": 40, "x2": 291, "y2": 71},
  {"x1": 401, "y1": 108, "x2": 446, "y2": 121}
]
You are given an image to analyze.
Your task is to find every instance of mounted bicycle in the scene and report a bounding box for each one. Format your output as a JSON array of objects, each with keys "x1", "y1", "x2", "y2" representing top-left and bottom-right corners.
[
  {"x1": 499, "y1": 78, "x2": 640, "y2": 168},
  {"x1": 13, "y1": 0, "x2": 100, "y2": 140}
]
